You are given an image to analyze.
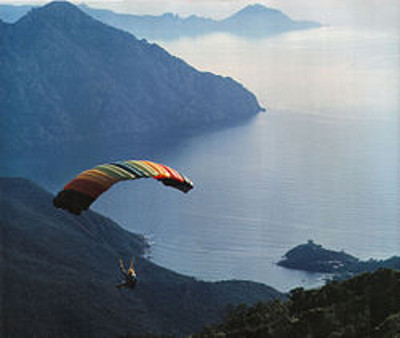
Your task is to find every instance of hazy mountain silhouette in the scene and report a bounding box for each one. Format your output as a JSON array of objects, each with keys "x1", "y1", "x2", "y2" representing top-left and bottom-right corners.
[
  {"x1": 0, "y1": 177, "x2": 283, "y2": 337},
  {"x1": 0, "y1": 1, "x2": 263, "y2": 153},
  {"x1": 219, "y1": 4, "x2": 320, "y2": 37},
  {"x1": 0, "y1": 3, "x2": 321, "y2": 40},
  {"x1": 80, "y1": 3, "x2": 321, "y2": 40},
  {"x1": 0, "y1": 4, "x2": 32, "y2": 22},
  {"x1": 80, "y1": 5, "x2": 218, "y2": 40}
]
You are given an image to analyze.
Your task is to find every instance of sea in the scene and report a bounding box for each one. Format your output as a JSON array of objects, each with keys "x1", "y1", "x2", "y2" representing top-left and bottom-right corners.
[
  {"x1": 94, "y1": 26, "x2": 398, "y2": 291},
  {"x1": 9, "y1": 25, "x2": 399, "y2": 292}
]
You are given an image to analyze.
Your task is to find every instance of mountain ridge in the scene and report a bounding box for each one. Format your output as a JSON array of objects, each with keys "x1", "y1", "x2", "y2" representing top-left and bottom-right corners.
[
  {"x1": 0, "y1": 2, "x2": 321, "y2": 40},
  {"x1": 0, "y1": 1, "x2": 263, "y2": 153},
  {"x1": 0, "y1": 176, "x2": 283, "y2": 337},
  {"x1": 81, "y1": 2, "x2": 321, "y2": 39}
]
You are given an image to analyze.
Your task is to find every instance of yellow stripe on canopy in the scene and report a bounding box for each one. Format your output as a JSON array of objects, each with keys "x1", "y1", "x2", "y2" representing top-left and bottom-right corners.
[
  {"x1": 76, "y1": 171, "x2": 117, "y2": 186},
  {"x1": 128, "y1": 160, "x2": 158, "y2": 177},
  {"x1": 87, "y1": 169, "x2": 121, "y2": 183},
  {"x1": 142, "y1": 161, "x2": 171, "y2": 178},
  {"x1": 97, "y1": 164, "x2": 136, "y2": 180}
]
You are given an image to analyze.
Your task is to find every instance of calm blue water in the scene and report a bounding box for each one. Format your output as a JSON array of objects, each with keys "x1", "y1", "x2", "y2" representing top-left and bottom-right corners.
[
  {"x1": 5, "y1": 27, "x2": 398, "y2": 292},
  {"x1": 93, "y1": 27, "x2": 398, "y2": 291}
]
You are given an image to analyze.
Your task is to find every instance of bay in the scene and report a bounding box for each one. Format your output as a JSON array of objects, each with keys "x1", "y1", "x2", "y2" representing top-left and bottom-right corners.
[
  {"x1": 94, "y1": 27, "x2": 398, "y2": 291},
  {"x1": 4, "y1": 26, "x2": 397, "y2": 292}
]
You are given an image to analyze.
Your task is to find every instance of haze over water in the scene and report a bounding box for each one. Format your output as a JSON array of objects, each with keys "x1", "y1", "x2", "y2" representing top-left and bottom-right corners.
[
  {"x1": 4, "y1": 8, "x2": 397, "y2": 291},
  {"x1": 93, "y1": 26, "x2": 398, "y2": 291}
]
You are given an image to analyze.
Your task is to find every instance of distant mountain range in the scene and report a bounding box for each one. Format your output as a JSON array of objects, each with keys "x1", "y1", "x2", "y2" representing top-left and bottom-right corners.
[
  {"x1": 80, "y1": 3, "x2": 321, "y2": 40},
  {"x1": 0, "y1": 177, "x2": 283, "y2": 337},
  {"x1": 0, "y1": 3, "x2": 321, "y2": 40},
  {"x1": 0, "y1": 1, "x2": 263, "y2": 153}
]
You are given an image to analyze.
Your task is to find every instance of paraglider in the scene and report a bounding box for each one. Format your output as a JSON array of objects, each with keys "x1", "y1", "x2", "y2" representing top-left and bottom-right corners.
[
  {"x1": 116, "y1": 258, "x2": 137, "y2": 289},
  {"x1": 53, "y1": 160, "x2": 194, "y2": 215}
]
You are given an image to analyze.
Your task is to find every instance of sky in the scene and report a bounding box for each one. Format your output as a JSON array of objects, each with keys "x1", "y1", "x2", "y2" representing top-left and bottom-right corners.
[{"x1": 1, "y1": 0, "x2": 399, "y2": 32}]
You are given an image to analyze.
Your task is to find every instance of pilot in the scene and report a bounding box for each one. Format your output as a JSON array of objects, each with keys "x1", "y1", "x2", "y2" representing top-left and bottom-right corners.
[{"x1": 116, "y1": 258, "x2": 137, "y2": 289}]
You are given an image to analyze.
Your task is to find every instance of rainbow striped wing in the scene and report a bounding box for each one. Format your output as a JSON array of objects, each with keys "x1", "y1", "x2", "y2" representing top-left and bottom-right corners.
[{"x1": 53, "y1": 160, "x2": 193, "y2": 215}]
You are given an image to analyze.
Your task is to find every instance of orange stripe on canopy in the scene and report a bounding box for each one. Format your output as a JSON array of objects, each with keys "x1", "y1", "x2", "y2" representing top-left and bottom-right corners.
[{"x1": 142, "y1": 161, "x2": 171, "y2": 179}]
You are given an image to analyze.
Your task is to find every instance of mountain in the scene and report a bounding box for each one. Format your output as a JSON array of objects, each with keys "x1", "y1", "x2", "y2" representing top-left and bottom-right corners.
[
  {"x1": 0, "y1": 177, "x2": 283, "y2": 337},
  {"x1": 0, "y1": 1, "x2": 263, "y2": 153},
  {"x1": 80, "y1": 3, "x2": 321, "y2": 39},
  {"x1": 220, "y1": 4, "x2": 320, "y2": 36},
  {"x1": 0, "y1": 4, "x2": 32, "y2": 22},
  {"x1": 194, "y1": 268, "x2": 400, "y2": 337},
  {"x1": 0, "y1": 3, "x2": 321, "y2": 40},
  {"x1": 79, "y1": 5, "x2": 218, "y2": 40}
]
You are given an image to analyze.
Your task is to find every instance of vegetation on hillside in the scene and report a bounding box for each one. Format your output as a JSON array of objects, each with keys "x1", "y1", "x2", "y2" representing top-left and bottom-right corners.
[{"x1": 194, "y1": 268, "x2": 400, "y2": 337}]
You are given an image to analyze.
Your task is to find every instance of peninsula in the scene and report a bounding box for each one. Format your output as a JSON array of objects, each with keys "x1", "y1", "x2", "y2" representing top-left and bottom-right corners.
[{"x1": 278, "y1": 240, "x2": 400, "y2": 279}]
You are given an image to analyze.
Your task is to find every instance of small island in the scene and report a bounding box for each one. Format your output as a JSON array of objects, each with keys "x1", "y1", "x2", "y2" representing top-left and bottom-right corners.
[{"x1": 278, "y1": 240, "x2": 400, "y2": 279}]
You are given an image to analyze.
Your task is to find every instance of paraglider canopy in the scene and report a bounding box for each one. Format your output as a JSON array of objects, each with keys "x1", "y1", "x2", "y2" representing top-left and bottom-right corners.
[{"x1": 53, "y1": 160, "x2": 194, "y2": 215}]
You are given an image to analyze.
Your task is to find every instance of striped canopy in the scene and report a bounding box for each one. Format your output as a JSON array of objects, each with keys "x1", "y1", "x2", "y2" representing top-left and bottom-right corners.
[{"x1": 53, "y1": 160, "x2": 193, "y2": 215}]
